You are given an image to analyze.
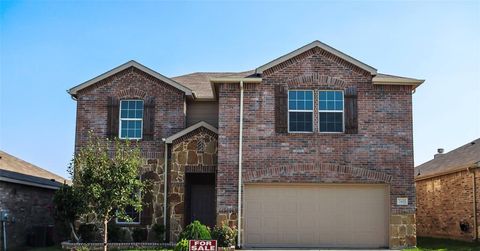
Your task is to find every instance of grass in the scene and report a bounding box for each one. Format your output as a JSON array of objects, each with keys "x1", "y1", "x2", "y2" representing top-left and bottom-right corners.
[
  {"x1": 26, "y1": 246, "x2": 63, "y2": 251},
  {"x1": 25, "y1": 247, "x2": 172, "y2": 251},
  {"x1": 404, "y1": 237, "x2": 480, "y2": 251}
]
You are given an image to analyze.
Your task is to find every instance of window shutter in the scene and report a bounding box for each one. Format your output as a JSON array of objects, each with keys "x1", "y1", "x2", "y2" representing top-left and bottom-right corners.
[
  {"x1": 275, "y1": 85, "x2": 288, "y2": 133},
  {"x1": 344, "y1": 86, "x2": 358, "y2": 134},
  {"x1": 107, "y1": 96, "x2": 119, "y2": 139},
  {"x1": 140, "y1": 191, "x2": 153, "y2": 226},
  {"x1": 143, "y1": 97, "x2": 155, "y2": 140}
]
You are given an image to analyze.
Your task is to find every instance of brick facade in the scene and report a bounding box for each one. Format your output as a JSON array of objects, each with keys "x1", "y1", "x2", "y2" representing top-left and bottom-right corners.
[
  {"x1": 73, "y1": 45, "x2": 418, "y2": 248},
  {"x1": 217, "y1": 47, "x2": 416, "y2": 248},
  {"x1": 416, "y1": 169, "x2": 480, "y2": 241},
  {"x1": 0, "y1": 182, "x2": 58, "y2": 250},
  {"x1": 74, "y1": 66, "x2": 186, "y2": 239}
]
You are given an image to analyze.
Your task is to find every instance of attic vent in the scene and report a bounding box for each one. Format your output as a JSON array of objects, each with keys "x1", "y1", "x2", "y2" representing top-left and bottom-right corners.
[{"x1": 197, "y1": 141, "x2": 205, "y2": 153}]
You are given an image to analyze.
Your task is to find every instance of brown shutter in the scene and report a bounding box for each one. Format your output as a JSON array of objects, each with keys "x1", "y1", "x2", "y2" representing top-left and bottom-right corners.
[
  {"x1": 107, "y1": 97, "x2": 119, "y2": 139},
  {"x1": 143, "y1": 97, "x2": 155, "y2": 141},
  {"x1": 275, "y1": 85, "x2": 288, "y2": 133},
  {"x1": 140, "y1": 191, "x2": 154, "y2": 226},
  {"x1": 344, "y1": 86, "x2": 358, "y2": 134},
  {"x1": 140, "y1": 171, "x2": 159, "y2": 226}
]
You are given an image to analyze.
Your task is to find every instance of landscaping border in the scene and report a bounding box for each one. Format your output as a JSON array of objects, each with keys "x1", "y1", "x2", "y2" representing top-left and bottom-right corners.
[{"x1": 61, "y1": 241, "x2": 175, "y2": 250}]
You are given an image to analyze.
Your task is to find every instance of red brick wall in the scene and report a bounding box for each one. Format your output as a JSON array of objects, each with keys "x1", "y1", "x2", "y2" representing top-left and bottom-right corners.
[
  {"x1": 74, "y1": 66, "x2": 186, "y2": 154},
  {"x1": 217, "y1": 47, "x2": 415, "y2": 215},
  {"x1": 416, "y1": 169, "x2": 480, "y2": 241}
]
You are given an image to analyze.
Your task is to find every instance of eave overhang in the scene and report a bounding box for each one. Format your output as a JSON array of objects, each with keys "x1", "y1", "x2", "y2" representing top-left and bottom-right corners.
[{"x1": 68, "y1": 60, "x2": 194, "y2": 99}]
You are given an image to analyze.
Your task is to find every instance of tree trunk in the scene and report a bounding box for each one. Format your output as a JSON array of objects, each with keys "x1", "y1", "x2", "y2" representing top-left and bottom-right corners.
[
  {"x1": 69, "y1": 221, "x2": 80, "y2": 243},
  {"x1": 103, "y1": 218, "x2": 108, "y2": 251}
]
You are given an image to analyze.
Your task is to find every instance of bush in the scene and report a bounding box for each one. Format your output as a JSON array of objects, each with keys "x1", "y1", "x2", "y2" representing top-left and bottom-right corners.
[
  {"x1": 132, "y1": 227, "x2": 148, "y2": 242},
  {"x1": 108, "y1": 221, "x2": 130, "y2": 242},
  {"x1": 174, "y1": 239, "x2": 189, "y2": 251},
  {"x1": 78, "y1": 223, "x2": 99, "y2": 242},
  {"x1": 152, "y1": 223, "x2": 166, "y2": 242},
  {"x1": 75, "y1": 246, "x2": 90, "y2": 251},
  {"x1": 178, "y1": 220, "x2": 211, "y2": 240},
  {"x1": 211, "y1": 224, "x2": 236, "y2": 247}
]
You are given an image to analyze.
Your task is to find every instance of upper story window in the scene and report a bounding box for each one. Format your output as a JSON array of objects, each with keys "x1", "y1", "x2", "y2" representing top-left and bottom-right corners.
[
  {"x1": 319, "y1": 90, "x2": 344, "y2": 133},
  {"x1": 119, "y1": 100, "x2": 144, "y2": 139},
  {"x1": 288, "y1": 90, "x2": 313, "y2": 132}
]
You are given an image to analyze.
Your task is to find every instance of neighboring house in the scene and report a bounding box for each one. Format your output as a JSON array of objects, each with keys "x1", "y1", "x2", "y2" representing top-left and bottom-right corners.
[
  {"x1": 68, "y1": 40, "x2": 424, "y2": 249},
  {"x1": 415, "y1": 139, "x2": 480, "y2": 241},
  {"x1": 0, "y1": 150, "x2": 67, "y2": 250}
]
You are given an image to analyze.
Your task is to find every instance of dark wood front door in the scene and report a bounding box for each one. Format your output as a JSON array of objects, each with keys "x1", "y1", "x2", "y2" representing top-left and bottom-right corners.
[{"x1": 186, "y1": 173, "x2": 216, "y2": 227}]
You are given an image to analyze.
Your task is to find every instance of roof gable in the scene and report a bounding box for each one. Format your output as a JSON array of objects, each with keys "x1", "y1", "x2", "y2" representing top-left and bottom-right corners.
[
  {"x1": 255, "y1": 40, "x2": 377, "y2": 75},
  {"x1": 165, "y1": 121, "x2": 218, "y2": 143},
  {"x1": 68, "y1": 60, "x2": 193, "y2": 98}
]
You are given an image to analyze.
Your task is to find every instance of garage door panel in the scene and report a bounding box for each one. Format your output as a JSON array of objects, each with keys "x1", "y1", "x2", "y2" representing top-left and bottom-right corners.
[{"x1": 244, "y1": 184, "x2": 388, "y2": 248}]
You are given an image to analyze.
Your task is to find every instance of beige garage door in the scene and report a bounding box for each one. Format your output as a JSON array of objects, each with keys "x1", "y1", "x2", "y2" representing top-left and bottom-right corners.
[{"x1": 244, "y1": 184, "x2": 389, "y2": 248}]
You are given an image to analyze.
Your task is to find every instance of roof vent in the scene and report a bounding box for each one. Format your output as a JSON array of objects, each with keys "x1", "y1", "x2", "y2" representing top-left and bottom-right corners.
[{"x1": 434, "y1": 148, "x2": 444, "y2": 159}]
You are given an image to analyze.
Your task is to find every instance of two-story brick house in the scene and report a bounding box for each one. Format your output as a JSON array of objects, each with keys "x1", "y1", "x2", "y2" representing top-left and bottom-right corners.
[{"x1": 68, "y1": 41, "x2": 424, "y2": 249}]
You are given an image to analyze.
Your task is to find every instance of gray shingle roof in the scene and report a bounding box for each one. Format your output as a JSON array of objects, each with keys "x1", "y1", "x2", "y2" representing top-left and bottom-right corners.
[
  {"x1": 0, "y1": 150, "x2": 68, "y2": 189},
  {"x1": 415, "y1": 138, "x2": 480, "y2": 179}
]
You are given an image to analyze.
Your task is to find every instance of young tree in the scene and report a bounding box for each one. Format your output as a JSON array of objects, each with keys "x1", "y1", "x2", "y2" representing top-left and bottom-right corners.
[
  {"x1": 73, "y1": 134, "x2": 146, "y2": 251},
  {"x1": 53, "y1": 184, "x2": 86, "y2": 242}
]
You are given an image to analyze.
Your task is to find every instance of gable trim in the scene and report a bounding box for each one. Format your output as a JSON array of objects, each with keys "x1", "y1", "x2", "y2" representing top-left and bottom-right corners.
[
  {"x1": 255, "y1": 40, "x2": 377, "y2": 75},
  {"x1": 165, "y1": 121, "x2": 218, "y2": 144},
  {"x1": 68, "y1": 60, "x2": 193, "y2": 98}
]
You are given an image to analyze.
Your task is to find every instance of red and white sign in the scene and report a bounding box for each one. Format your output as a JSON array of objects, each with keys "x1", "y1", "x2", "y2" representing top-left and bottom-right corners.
[{"x1": 189, "y1": 240, "x2": 217, "y2": 251}]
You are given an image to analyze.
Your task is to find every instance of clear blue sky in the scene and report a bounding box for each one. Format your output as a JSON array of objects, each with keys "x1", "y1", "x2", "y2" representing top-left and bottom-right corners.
[{"x1": 1, "y1": 1, "x2": 479, "y2": 179}]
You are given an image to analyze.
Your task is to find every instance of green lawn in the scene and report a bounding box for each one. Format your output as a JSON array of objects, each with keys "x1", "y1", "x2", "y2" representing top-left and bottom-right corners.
[{"x1": 404, "y1": 237, "x2": 480, "y2": 251}]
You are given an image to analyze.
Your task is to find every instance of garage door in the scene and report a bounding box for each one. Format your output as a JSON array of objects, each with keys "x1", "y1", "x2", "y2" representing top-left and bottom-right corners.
[{"x1": 244, "y1": 184, "x2": 389, "y2": 248}]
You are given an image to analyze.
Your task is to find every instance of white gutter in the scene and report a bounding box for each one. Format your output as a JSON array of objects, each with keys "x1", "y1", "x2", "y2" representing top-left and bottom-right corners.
[
  {"x1": 163, "y1": 139, "x2": 168, "y2": 242},
  {"x1": 237, "y1": 80, "x2": 244, "y2": 247}
]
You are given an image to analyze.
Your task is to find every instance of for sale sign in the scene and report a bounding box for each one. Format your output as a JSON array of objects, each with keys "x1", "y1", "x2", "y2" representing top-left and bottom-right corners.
[{"x1": 189, "y1": 240, "x2": 217, "y2": 251}]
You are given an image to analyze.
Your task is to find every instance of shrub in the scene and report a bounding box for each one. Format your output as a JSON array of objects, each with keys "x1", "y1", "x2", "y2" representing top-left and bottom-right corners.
[
  {"x1": 174, "y1": 239, "x2": 189, "y2": 251},
  {"x1": 178, "y1": 220, "x2": 211, "y2": 240},
  {"x1": 152, "y1": 223, "x2": 166, "y2": 242},
  {"x1": 211, "y1": 224, "x2": 236, "y2": 247},
  {"x1": 75, "y1": 245, "x2": 90, "y2": 251},
  {"x1": 132, "y1": 227, "x2": 148, "y2": 242},
  {"x1": 78, "y1": 223, "x2": 99, "y2": 242},
  {"x1": 107, "y1": 221, "x2": 130, "y2": 242}
]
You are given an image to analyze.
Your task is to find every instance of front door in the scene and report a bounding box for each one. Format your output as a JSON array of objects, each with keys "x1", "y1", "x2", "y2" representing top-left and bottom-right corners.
[{"x1": 186, "y1": 173, "x2": 216, "y2": 227}]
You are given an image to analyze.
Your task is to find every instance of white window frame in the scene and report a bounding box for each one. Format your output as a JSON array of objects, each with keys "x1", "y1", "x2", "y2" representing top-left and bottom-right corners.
[
  {"x1": 287, "y1": 90, "x2": 314, "y2": 133},
  {"x1": 116, "y1": 189, "x2": 142, "y2": 224},
  {"x1": 119, "y1": 99, "x2": 144, "y2": 140},
  {"x1": 318, "y1": 90, "x2": 345, "y2": 133}
]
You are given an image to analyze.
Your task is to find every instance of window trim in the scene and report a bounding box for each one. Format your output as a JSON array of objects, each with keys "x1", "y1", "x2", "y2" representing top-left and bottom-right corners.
[
  {"x1": 287, "y1": 90, "x2": 314, "y2": 133},
  {"x1": 115, "y1": 206, "x2": 141, "y2": 225},
  {"x1": 119, "y1": 99, "x2": 144, "y2": 140},
  {"x1": 318, "y1": 90, "x2": 345, "y2": 133},
  {"x1": 116, "y1": 188, "x2": 142, "y2": 225}
]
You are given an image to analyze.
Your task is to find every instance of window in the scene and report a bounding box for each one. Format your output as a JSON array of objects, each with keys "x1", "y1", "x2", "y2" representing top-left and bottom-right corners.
[
  {"x1": 119, "y1": 100, "x2": 144, "y2": 139},
  {"x1": 319, "y1": 90, "x2": 344, "y2": 132},
  {"x1": 288, "y1": 90, "x2": 313, "y2": 132},
  {"x1": 116, "y1": 205, "x2": 140, "y2": 224}
]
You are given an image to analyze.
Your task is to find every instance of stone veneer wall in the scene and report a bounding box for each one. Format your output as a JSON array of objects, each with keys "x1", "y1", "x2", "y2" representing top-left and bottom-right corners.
[
  {"x1": 390, "y1": 214, "x2": 416, "y2": 247},
  {"x1": 169, "y1": 127, "x2": 218, "y2": 241}
]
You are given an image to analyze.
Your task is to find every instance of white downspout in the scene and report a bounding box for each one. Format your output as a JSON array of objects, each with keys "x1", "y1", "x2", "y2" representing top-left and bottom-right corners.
[
  {"x1": 237, "y1": 81, "x2": 244, "y2": 247},
  {"x1": 163, "y1": 140, "x2": 168, "y2": 242}
]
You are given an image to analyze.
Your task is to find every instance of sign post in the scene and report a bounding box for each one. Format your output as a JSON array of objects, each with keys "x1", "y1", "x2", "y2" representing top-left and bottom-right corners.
[{"x1": 189, "y1": 240, "x2": 217, "y2": 251}]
